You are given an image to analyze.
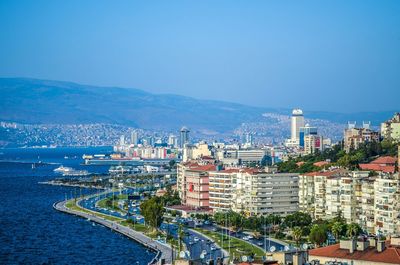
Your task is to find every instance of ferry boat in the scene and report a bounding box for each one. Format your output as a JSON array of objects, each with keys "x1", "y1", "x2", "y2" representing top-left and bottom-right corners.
[
  {"x1": 54, "y1": 166, "x2": 89, "y2": 176},
  {"x1": 54, "y1": 165, "x2": 73, "y2": 173}
]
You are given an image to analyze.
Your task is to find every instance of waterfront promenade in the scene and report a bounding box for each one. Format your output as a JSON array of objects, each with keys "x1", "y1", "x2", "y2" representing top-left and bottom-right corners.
[{"x1": 53, "y1": 200, "x2": 173, "y2": 264}]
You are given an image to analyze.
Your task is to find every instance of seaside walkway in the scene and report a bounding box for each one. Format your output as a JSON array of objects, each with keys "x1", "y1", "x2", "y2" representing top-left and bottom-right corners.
[{"x1": 53, "y1": 200, "x2": 173, "y2": 264}]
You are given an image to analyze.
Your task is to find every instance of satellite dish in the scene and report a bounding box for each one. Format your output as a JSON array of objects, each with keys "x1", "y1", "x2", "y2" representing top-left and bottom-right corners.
[
  {"x1": 242, "y1": 256, "x2": 248, "y2": 262},
  {"x1": 302, "y1": 243, "x2": 309, "y2": 250},
  {"x1": 269, "y1": 246, "x2": 276, "y2": 252},
  {"x1": 179, "y1": 251, "x2": 186, "y2": 258},
  {"x1": 284, "y1": 245, "x2": 290, "y2": 251}
]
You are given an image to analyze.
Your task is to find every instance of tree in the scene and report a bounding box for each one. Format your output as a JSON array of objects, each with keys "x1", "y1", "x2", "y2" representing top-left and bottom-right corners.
[
  {"x1": 331, "y1": 222, "x2": 343, "y2": 242},
  {"x1": 140, "y1": 197, "x2": 165, "y2": 232},
  {"x1": 169, "y1": 159, "x2": 176, "y2": 169},
  {"x1": 292, "y1": 226, "x2": 303, "y2": 246},
  {"x1": 346, "y1": 223, "x2": 361, "y2": 239},
  {"x1": 309, "y1": 225, "x2": 327, "y2": 247},
  {"x1": 283, "y1": 212, "x2": 312, "y2": 228}
]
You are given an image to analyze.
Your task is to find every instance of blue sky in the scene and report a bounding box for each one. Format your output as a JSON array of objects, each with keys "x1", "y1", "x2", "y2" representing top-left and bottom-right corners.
[{"x1": 1, "y1": 1, "x2": 399, "y2": 112}]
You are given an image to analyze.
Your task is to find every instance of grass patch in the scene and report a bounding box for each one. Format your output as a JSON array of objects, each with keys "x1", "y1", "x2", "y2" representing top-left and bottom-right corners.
[
  {"x1": 194, "y1": 228, "x2": 265, "y2": 260},
  {"x1": 65, "y1": 199, "x2": 123, "y2": 222},
  {"x1": 120, "y1": 220, "x2": 148, "y2": 233}
]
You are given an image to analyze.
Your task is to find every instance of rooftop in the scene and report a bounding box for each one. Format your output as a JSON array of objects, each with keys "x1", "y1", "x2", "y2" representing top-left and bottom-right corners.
[{"x1": 309, "y1": 242, "x2": 400, "y2": 264}]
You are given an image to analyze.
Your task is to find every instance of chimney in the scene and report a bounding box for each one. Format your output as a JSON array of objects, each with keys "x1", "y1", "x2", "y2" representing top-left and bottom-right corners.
[
  {"x1": 377, "y1": 240, "x2": 386, "y2": 252},
  {"x1": 391, "y1": 236, "x2": 400, "y2": 247},
  {"x1": 350, "y1": 239, "x2": 356, "y2": 253},
  {"x1": 369, "y1": 237, "x2": 377, "y2": 247},
  {"x1": 340, "y1": 239, "x2": 356, "y2": 253}
]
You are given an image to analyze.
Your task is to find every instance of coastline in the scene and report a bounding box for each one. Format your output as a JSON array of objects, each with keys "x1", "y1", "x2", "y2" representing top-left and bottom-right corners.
[{"x1": 53, "y1": 199, "x2": 173, "y2": 264}]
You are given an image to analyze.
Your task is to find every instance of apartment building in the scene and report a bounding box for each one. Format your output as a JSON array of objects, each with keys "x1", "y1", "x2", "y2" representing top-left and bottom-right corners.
[
  {"x1": 176, "y1": 162, "x2": 216, "y2": 208},
  {"x1": 343, "y1": 122, "x2": 380, "y2": 152},
  {"x1": 299, "y1": 172, "x2": 315, "y2": 216},
  {"x1": 299, "y1": 169, "x2": 400, "y2": 236},
  {"x1": 179, "y1": 162, "x2": 299, "y2": 216},
  {"x1": 381, "y1": 112, "x2": 400, "y2": 142},
  {"x1": 230, "y1": 170, "x2": 299, "y2": 216},
  {"x1": 208, "y1": 170, "x2": 235, "y2": 212},
  {"x1": 374, "y1": 173, "x2": 400, "y2": 235},
  {"x1": 300, "y1": 170, "x2": 348, "y2": 220},
  {"x1": 303, "y1": 134, "x2": 324, "y2": 155},
  {"x1": 360, "y1": 177, "x2": 376, "y2": 234}
]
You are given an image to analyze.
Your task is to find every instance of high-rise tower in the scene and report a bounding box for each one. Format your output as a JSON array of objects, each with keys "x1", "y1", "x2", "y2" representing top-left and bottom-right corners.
[
  {"x1": 179, "y1": 126, "x2": 190, "y2": 148},
  {"x1": 291, "y1": 109, "x2": 305, "y2": 143},
  {"x1": 131, "y1": 130, "x2": 139, "y2": 145}
]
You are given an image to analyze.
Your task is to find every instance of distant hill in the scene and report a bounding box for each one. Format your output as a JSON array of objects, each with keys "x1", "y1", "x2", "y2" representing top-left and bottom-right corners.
[
  {"x1": 0, "y1": 78, "x2": 396, "y2": 133},
  {"x1": 0, "y1": 78, "x2": 277, "y2": 132}
]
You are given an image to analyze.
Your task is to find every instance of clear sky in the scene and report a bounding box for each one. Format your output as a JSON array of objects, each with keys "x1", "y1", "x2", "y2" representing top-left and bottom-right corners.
[{"x1": 1, "y1": 1, "x2": 399, "y2": 112}]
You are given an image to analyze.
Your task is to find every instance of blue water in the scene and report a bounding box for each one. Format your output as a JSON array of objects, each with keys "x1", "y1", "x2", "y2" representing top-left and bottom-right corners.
[{"x1": 0, "y1": 147, "x2": 155, "y2": 265}]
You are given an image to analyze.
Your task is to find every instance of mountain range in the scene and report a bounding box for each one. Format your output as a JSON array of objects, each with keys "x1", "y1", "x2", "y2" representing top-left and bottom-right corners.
[{"x1": 0, "y1": 78, "x2": 396, "y2": 134}]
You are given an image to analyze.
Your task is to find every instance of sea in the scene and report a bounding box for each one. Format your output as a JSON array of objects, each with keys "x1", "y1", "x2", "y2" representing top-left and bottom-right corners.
[{"x1": 0, "y1": 147, "x2": 155, "y2": 265}]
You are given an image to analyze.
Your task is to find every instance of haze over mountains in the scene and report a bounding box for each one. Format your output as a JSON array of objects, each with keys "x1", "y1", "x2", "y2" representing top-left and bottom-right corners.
[{"x1": 0, "y1": 78, "x2": 395, "y2": 134}]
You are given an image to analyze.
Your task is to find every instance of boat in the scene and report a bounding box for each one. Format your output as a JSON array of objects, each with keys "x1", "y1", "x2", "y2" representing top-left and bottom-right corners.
[
  {"x1": 54, "y1": 165, "x2": 73, "y2": 173},
  {"x1": 54, "y1": 165, "x2": 89, "y2": 176}
]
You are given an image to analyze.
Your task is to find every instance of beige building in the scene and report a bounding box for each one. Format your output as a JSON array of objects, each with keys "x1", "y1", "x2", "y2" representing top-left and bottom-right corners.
[
  {"x1": 303, "y1": 134, "x2": 324, "y2": 155},
  {"x1": 208, "y1": 170, "x2": 234, "y2": 212},
  {"x1": 381, "y1": 113, "x2": 400, "y2": 142},
  {"x1": 182, "y1": 142, "x2": 212, "y2": 162},
  {"x1": 343, "y1": 122, "x2": 380, "y2": 153}
]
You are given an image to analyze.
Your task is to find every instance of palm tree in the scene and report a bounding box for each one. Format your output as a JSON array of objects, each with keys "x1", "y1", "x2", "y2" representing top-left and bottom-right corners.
[
  {"x1": 331, "y1": 222, "x2": 343, "y2": 242},
  {"x1": 292, "y1": 226, "x2": 303, "y2": 246},
  {"x1": 347, "y1": 223, "x2": 360, "y2": 239}
]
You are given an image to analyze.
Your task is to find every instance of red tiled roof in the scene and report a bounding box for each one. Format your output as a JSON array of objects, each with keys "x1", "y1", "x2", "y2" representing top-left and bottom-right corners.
[
  {"x1": 296, "y1": 161, "x2": 305, "y2": 166},
  {"x1": 302, "y1": 169, "x2": 347, "y2": 177},
  {"x1": 313, "y1": 161, "x2": 330, "y2": 167},
  {"x1": 371, "y1": 156, "x2": 397, "y2": 165},
  {"x1": 359, "y1": 164, "x2": 396, "y2": 173},
  {"x1": 214, "y1": 168, "x2": 265, "y2": 174},
  {"x1": 188, "y1": 164, "x2": 217, "y2": 172},
  {"x1": 309, "y1": 242, "x2": 400, "y2": 264}
]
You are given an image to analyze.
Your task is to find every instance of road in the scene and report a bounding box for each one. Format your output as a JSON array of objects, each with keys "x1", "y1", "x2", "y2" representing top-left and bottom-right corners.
[
  {"x1": 201, "y1": 224, "x2": 289, "y2": 253},
  {"x1": 54, "y1": 199, "x2": 173, "y2": 264},
  {"x1": 77, "y1": 190, "x2": 228, "y2": 263}
]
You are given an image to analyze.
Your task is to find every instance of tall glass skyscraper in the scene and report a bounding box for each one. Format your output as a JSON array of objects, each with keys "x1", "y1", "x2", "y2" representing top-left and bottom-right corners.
[{"x1": 179, "y1": 126, "x2": 190, "y2": 148}]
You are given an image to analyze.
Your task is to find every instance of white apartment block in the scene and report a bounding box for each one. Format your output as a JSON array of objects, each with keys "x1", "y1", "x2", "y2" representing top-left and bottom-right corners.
[
  {"x1": 208, "y1": 168, "x2": 299, "y2": 216},
  {"x1": 360, "y1": 178, "x2": 375, "y2": 234},
  {"x1": 208, "y1": 170, "x2": 234, "y2": 212},
  {"x1": 374, "y1": 173, "x2": 400, "y2": 235},
  {"x1": 299, "y1": 170, "x2": 400, "y2": 236}
]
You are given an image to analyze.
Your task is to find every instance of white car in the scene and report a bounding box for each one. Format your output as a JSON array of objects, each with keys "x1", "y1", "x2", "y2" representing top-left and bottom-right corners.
[
  {"x1": 193, "y1": 237, "x2": 199, "y2": 242},
  {"x1": 210, "y1": 245, "x2": 216, "y2": 251}
]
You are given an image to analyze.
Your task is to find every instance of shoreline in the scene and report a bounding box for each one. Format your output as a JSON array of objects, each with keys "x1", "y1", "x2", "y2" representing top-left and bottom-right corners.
[
  {"x1": 53, "y1": 199, "x2": 173, "y2": 264},
  {"x1": 39, "y1": 181, "x2": 105, "y2": 190}
]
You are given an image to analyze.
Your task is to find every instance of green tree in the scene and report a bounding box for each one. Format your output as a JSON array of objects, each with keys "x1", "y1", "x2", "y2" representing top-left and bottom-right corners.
[
  {"x1": 169, "y1": 159, "x2": 176, "y2": 169},
  {"x1": 292, "y1": 226, "x2": 303, "y2": 246},
  {"x1": 283, "y1": 212, "x2": 312, "y2": 228},
  {"x1": 331, "y1": 222, "x2": 343, "y2": 241},
  {"x1": 309, "y1": 225, "x2": 327, "y2": 247},
  {"x1": 346, "y1": 223, "x2": 361, "y2": 239},
  {"x1": 140, "y1": 196, "x2": 165, "y2": 232}
]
